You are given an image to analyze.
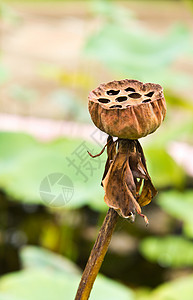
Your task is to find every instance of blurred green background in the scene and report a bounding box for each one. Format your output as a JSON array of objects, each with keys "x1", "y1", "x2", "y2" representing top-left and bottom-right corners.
[{"x1": 0, "y1": 1, "x2": 193, "y2": 299}]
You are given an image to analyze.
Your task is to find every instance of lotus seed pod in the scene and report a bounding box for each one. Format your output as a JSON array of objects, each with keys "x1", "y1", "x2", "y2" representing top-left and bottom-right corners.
[{"x1": 88, "y1": 79, "x2": 166, "y2": 139}]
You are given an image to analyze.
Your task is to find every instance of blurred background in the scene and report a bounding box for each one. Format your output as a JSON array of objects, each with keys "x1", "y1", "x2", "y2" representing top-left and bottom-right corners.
[{"x1": 0, "y1": 0, "x2": 193, "y2": 299}]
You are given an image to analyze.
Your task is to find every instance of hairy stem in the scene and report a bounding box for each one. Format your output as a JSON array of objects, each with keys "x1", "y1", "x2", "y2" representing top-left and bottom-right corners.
[{"x1": 75, "y1": 208, "x2": 119, "y2": 300}]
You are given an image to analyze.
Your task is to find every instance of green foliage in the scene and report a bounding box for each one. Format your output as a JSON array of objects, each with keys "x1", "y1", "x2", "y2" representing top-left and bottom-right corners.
[
  {"x1": 140, "y1": 236, "x2": 193, "y2": 268},
  {"x1": 20, "y1": 246, "x2": 81, "y2": 275},
  {"x1": 165, "y1": 91, "x2": 193, "y2": 112},
  {"x1": 157, "y1": 190, "x2": 193, "y2": 238},
  {"x1": 0, "y1": 246, "x2": 134, "y2": 300},
  {"x1": 1, "y1": 245, "x2": 193, "y2": 300},
  {"x1": 145, "y1": 117, "x2": 193, "y2": 147},
  {"x1": 0, "y1": 132, "x2": 106, "y2": 211},
  {"x1": 0, "y1": 270, "x2": 134, "y2": 300},
  {"x1": 90, "y1": 0, "x2": 135, "y2": 24},
  {"x1": 143, "y1": 146, "x2": 185, "y2": 188},
  {"x1": 0, "y1": 132, "x2": 187, "y2": 210},
  {"x1": 84, "y1": 2, "x2": 192, "y2": 90},
  {"x1": 140, "y1": 191, "x2": 193, "y2": 272},
  {"x1": 150, "y1": 275, "x2": 193, "y2": 300},
  {"x1": 134, "y1": 275, "x2": 193, "y2": 300}
]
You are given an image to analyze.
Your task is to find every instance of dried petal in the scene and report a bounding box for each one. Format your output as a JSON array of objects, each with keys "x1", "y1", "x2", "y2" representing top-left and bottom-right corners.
[
  {"x1": 101, "y1": 139, "x2": 156, "y2": 224},
  {"x1": 102, "y1": 151, "x2": 140, "y2": 218},
  {"x1": 101, "y1": 136, "x2": 117, "y2": 185}
]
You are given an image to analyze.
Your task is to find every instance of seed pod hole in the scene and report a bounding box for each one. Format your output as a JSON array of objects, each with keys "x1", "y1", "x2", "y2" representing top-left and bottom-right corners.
[
  {"x1": 115, "y1": 96, "x2": 127, "y2": 102},
  {"x1": 145, "y1": 91, "x2": 154, "y2": 97},
  {"x1": 125, "y1": 87, "x2": 135, "y2": 92},
  {"x1": 110, "y1": 105, "x2": 122, "y2": 109},
  {"x1": 129, "y1": 93, "x2": 141, "y2": 99},
  {"x1": 106, "y1": 90, "x2": 120, "y2": 96},
  {"x1": 142, "y1": 99, "x2": 151, "y2": 103},
  {"x1": 98, "y1": 98, "x2": 111, "y2": 104}
]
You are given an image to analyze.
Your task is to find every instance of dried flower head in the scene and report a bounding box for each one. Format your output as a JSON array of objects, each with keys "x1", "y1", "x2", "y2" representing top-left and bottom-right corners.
[
  {"x1": 88, "y1": 79, "x2": 166, "y2": 225},
  {"x1": 88, "y1": 79, "x2": 166, "y2": 139}
]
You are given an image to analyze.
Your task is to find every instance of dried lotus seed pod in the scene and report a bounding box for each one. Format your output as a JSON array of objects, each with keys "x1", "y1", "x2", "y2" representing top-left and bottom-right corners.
[{"x1": 88, "y1": 79, "x2": 166, "y2": 139}]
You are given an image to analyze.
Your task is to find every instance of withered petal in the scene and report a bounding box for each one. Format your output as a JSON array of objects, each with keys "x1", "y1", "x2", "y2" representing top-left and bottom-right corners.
[
  {"x1": 101, "y1": 138, "x2": 156, "y2": 224},
  {"x1": 102, "y1": 152, "x2": 139, "y2": 218},
  {"x1": 129, "y1": 153, "x2": 148, "y2": 180},
  {"x1": 124, "y1": 159, "x2": 136, "y2": 196},
  {"x1": 101, "y1": 136, "x2": 117, "y2": 186},
  {"x1": 137, "y1": 179, "x2": 157, "y2": 207}
]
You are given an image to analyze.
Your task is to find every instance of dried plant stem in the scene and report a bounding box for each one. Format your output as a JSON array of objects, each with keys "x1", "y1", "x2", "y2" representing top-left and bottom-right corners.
[{"x1": 75, "y1": 208, "x2": 119, "y2": 300}]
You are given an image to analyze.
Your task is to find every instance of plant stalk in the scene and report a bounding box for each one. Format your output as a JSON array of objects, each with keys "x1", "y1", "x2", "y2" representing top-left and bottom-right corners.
[{"x1": 75, "y1": 208, "x2": 119, "y2": 300}]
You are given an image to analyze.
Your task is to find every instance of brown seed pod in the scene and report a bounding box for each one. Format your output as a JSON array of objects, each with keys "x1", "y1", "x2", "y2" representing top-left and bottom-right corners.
[{"x1": 88, "y1": 79, "x2": 166, "y2": 139}]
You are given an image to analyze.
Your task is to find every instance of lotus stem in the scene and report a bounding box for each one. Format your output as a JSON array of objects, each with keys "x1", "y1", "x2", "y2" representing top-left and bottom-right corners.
[{"x1": 75, "y1": 208, "x2": 119, "y2": 300}]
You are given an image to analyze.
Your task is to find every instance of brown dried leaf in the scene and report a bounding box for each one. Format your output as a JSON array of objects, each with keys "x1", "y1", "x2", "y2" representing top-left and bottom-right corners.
[
  {"x1": 102, "y1": 151, "x2": 141, "y2": 219},
  {"x1": 101, "y1": 136, "x2": 117, "y2": 185}
]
